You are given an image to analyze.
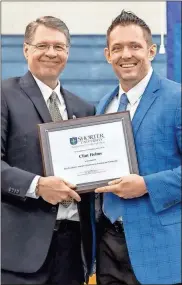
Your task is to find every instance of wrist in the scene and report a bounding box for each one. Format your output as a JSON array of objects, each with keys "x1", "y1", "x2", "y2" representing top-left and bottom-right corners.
[
  {"x1": 35, "y1": 177, "x2": 42, "y2": 197},
  {"x1": 141, "y1": 176, "x2": 147, "y2": 193}
]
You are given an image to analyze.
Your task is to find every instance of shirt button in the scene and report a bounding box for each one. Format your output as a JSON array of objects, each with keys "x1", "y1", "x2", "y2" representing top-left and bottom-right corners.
[{"x1": 51, "y1": 207, "x2": 57, "y2": 213}]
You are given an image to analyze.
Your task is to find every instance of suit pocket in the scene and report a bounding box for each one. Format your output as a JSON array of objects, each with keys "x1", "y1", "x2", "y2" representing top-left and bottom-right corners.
[{"x1": 158, "y1": 203, "x2": 181, "y2": 226}]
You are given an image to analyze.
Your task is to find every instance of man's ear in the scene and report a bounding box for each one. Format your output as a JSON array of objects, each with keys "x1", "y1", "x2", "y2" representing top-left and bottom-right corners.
[
  {"x1": 23, "y1": 43, "x2": 29, "y2": 61},
  {"x1": 148, "y1": 44, "x2": 157, "y2": 61},
  {"x1": 104, "y1": 47, "x2": 112, "y2": 64}
]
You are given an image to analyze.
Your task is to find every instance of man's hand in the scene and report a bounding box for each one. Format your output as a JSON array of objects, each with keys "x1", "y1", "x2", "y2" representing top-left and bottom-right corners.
[
  {"x1": 36, "y1": 176, "x2": 81, "y2": 205},
  {"x1": 95, "y1": 174, "x2": 147, "y2": 199}
]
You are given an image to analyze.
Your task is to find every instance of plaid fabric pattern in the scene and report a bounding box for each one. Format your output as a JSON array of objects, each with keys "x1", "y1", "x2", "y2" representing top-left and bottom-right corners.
[{"x1": 96, "y1": 72, "x2": 181, "y2": 284}]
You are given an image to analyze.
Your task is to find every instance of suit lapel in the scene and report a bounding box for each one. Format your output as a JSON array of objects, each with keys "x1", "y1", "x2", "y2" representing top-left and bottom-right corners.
[
  {"x1": 60, "y1": 87, "x2": 75, "y2": 119},
  {"x1": 97, "y1": 73, "x2": 161, "y2": 138},
  {"x1": 96, "y1": 86, "x2": 119, "y2": 114},
  {"x1": 19, "y1": 71, "x2": 52, "y2": 123},
  {"x1": 132, "y1": 72, "x2": 161, "y2": 137},
  {"x1": 19, "y1": 72, "x2": 78, "y2": 122}
]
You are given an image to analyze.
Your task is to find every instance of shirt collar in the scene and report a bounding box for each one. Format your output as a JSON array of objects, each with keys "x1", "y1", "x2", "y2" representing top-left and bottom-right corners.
[
  {"x1": 32, "y1": 74, "x2": 64, "y2": 105},
  {"x1": 118, "y1": 67, "x2": 153, "y2": 105}
]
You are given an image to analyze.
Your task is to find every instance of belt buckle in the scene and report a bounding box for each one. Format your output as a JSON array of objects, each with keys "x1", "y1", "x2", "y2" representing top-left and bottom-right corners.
[
  {"x1": 114, "y1": 221, "x2": 123, "y2": 233},
  {"x1": 54, "y1": 220, "x2": 61, "y2": 231}
]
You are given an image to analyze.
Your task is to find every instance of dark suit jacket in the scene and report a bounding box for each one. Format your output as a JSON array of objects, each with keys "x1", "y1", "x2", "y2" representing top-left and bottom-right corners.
[{"x1": 1, "y1": 71, "x2": 96, "y2": 279}]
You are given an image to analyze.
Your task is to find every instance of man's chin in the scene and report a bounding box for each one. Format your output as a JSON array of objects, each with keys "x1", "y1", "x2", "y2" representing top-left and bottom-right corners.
[
  {"x1": 120, "y1": 74, "x2": 137, "y2": 81},
  {"x1": 40, "y1": 71, "x2": 59, "y2": 79}
]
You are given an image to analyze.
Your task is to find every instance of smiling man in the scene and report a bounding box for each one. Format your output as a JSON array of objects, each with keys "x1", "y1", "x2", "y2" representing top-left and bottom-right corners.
[
  {"x1": 95, "y1": 10, "x2": 181, "y2": 285},
  {"x1": 1, "y1": 16, "x2": 95, "y2": 285}
]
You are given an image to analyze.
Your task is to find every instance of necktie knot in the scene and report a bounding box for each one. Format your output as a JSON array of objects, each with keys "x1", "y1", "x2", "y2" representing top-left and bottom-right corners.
[
  {"x1": 49, "y1": 91, "x2": 58, "y2": 102},
  {"x1": 117, "y1": 93, "x2": 129, "y2": 112}
]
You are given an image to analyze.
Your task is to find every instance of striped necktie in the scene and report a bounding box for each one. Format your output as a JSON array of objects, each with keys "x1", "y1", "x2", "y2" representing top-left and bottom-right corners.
[{"x1": 48, "y1": 91, "x2": 73, "y2": 208}]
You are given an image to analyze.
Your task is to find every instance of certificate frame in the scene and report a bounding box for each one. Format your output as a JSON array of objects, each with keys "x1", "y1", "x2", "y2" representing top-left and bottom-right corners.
[{"x1": 38, "y1": 112, "x2": 139, "y2": 194}]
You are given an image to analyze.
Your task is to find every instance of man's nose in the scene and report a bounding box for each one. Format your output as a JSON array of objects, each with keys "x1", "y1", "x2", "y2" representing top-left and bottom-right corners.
[
  {"x1": 45, "y1": 45, "x2": 57, "y2": 57},
  {"x1": 121, "y1": 47, "x2": 132, "y2": 58}
]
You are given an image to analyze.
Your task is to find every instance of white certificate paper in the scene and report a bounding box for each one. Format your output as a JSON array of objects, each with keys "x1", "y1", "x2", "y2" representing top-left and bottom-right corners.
[{"x1": 48, "y1": 121, "x2": 130, "y2": 185}]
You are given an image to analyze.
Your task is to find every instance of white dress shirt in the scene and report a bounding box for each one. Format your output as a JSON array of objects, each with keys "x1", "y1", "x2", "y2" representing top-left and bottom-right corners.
[
  {"x1": 105, "y1": 67, "x2": 153, "y2": 221},
  {"x1": 106, "y1": 67, "x2": 153, "y2": 120},
  {"x1": 26, "y1": 74, "x2": 79, "y2": 221}
]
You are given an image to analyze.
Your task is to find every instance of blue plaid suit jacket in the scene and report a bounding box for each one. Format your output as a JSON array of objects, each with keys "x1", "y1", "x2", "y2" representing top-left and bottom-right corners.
[{"x1": 96, "y1": 72, "x2": 181, "y2": 284}]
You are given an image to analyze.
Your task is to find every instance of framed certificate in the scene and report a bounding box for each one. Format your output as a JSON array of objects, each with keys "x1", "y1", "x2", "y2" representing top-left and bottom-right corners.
[{"x1": 38, "y1": 112, "x2": 139, "y2": 193}]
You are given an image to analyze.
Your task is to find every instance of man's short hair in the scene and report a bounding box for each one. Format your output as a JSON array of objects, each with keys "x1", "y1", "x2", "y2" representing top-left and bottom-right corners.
[
  {"x1": 24, "y1": 16, "x2": 70, "y2": 46},
  {"x1": 107, "y1": 10, "x2": 153, "y2": 46}
]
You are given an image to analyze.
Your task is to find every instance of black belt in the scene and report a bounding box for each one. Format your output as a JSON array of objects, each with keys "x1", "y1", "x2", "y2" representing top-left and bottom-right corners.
[
  {"x1": 54, "y1": 219, "x2": 80, "y2": 232},
  {"x1": 103, "y1": 216, "x2": 124, "y2": 233},
  {"x1": 112, "y1": 221, "x2": 124, "y2": 233}
]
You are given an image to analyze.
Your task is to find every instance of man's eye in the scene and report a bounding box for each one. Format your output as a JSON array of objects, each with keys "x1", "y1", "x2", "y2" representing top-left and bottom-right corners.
[
  {"x1": 112, "y1": 47, "x2": 122, "y2": 52},
  {"x1": 37, "y1": 44, "x2": 47, "y2": 49},
  {"x1": 55, "y1": 45, "x2": 64, "y2": 51},
  {"x1": 131, "y1": 45, "x2": 140, "y2": 49}
]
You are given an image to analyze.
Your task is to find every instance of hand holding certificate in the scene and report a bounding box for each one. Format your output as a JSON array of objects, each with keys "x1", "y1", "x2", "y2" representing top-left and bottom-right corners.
[{"x1": 38, "y1": 112, "x2": 139, "y2": 193}]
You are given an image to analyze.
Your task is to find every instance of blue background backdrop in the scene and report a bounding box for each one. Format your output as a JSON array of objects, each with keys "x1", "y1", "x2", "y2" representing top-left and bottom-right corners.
[
  {"x1": 167, "y1": 1, "x2": 181, "y2": 83},
  {"x1": 2, "y1": 34, "x2": 167, "y2": 105}
]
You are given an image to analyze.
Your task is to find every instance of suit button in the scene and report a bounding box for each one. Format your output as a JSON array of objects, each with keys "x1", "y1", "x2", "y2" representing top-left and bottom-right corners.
[{"x1": 51, "y1": 207, "x2": 57, "y2": 213}]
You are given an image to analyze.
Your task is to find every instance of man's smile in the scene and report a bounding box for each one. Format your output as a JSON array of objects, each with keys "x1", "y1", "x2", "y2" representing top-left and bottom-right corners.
[{"x1": 119, "y1": 63, "x2": 138, "y2": 68}]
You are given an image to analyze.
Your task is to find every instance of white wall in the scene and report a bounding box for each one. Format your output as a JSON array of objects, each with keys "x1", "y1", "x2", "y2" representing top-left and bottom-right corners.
[{"x1": 1, "y1": 1, "x2": 166, "y2": 35}]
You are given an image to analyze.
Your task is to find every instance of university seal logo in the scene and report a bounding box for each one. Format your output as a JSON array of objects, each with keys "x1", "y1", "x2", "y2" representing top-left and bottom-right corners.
[{"x1": 70, "y1": 137, "x2": 78, "y2": 145}]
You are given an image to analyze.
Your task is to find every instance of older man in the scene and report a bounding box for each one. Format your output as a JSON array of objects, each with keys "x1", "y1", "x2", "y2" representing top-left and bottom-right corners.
[{"x1": 1, "y1": 16, "x2": 95, "y2": 285}]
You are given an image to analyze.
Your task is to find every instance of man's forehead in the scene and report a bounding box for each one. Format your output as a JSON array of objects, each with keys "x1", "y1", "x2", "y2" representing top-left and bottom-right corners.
[
  {"x1": 33, "y1": 25, "x2": 67, "y2": 42},
  {"x1": 109, "y1": 24, "x2": 145, "y2": 42}
]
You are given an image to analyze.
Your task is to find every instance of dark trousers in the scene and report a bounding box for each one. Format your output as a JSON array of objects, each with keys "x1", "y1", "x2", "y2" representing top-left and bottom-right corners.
[
  {"x1": 96, "y1": 217, "x2": 140, "y2": 285},
  {"x1": 2, "y1": 220, "x2": 84, "y2": 285},
  {"x1": 96, "y1": 217, "x2": 182, "y2": 285}
]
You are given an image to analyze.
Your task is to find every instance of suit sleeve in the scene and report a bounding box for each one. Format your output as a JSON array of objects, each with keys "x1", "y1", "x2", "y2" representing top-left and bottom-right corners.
[
  {"x1": 143, "y1": 106, "x2": 181, "y2": 213},
  {"x1": 90, "y1": 105, "x2": 96, "y2": 116},
  {"x1": 1, "y1": 90, "x2": 36, "y2": 200}
]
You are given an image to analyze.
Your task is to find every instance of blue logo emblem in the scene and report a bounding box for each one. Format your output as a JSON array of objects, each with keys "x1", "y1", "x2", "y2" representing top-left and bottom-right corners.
[{"x1": 70, "y1": 137, "x2": 78, "y2": 145}]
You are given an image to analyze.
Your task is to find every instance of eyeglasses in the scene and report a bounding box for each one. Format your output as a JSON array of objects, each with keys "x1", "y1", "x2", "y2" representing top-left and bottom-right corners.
[{"x1": 26, "y1": 42, "x2": 69, "y2": 52}]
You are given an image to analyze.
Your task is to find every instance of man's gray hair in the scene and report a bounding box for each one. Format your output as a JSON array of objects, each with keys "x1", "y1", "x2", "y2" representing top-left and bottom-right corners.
[{"x1": 24, "y1": 16, "x2": 70, "y2": 45}]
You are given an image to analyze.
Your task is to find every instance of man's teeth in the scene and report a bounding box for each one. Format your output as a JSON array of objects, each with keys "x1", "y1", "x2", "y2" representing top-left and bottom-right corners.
[{"x1": 121, "y1": 64, "x2": 136, "y2": 67}]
